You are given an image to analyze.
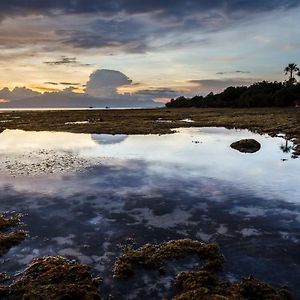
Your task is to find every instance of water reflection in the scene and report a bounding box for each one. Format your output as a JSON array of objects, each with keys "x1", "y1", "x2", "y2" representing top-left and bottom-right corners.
[{"x1": 0, "y1": 127, "x2": 299, "y2": 298}]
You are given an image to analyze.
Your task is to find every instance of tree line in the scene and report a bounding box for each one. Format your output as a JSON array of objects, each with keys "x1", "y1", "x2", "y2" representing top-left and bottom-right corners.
[{"x1": 166, "y1": 64, "x2": 300, "y2": 108}]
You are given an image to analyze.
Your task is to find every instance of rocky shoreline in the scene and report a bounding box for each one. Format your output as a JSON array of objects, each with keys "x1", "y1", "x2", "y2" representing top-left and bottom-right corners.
[{"x1": 0, "y1": 107, "x2": 299, "y2": 158}]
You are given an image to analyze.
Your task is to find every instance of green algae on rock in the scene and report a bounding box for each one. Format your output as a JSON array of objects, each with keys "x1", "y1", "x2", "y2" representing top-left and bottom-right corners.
[
  {"x1": 0, "y1": 214, "x2": 27, "y2": 257},
  {"x1": 0, "y1": 256, "x2": 102, "y2": 300},
  {"x1": 230, "y1": 139, "x2": 261, "y2": 153},
  {"x1": 113, "y1": 239, "x2": 224, "y2": 279}
]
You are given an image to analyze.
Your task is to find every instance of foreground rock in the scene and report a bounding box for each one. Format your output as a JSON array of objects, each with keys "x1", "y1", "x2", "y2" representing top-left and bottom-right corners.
[
  {"x1": 231, "y1": 139, "x2": 261, "y2": 153},
  {"x1": 175, "y1": 272, "x2": 292, "y2": 299},
  {"x1": 0, "y1": 256, "x2": 102, "y2": 300},
  {"x1": 114, "y1": 239, "x2": 293, "y2": 300},
  {"x1": 113, "y1": 239, "x2": 224, "y2": 279}
]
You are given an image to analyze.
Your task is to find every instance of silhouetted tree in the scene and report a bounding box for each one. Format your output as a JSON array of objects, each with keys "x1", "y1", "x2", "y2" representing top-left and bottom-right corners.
[
  {"x1": 166, "y1": 65, "x2": 300, "y2": 108},
  {"x1": 284, "y1": 63, "x2": 299, "y2": 80}
]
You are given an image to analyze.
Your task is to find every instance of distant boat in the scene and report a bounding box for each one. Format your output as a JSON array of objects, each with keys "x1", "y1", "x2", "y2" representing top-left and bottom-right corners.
[
  {"x1": 105, "y1": 106, "x2": 110, "y2": 109},
  {"x1": 89, "y1": 106, "x2": 93, "y2": 109}
]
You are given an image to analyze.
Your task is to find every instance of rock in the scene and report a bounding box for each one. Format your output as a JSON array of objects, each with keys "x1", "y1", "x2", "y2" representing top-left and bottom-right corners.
[
  {"x1": 230, "y1": 139, "x2": 261, "y2": 153},
  {"x1": 0, "y1": 256, "x2": 102, "y2": 299}
]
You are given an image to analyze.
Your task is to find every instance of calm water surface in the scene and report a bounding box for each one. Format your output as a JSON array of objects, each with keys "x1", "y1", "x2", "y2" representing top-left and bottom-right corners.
[{"x1": 0, "y1": 127, "x2": 299, "y2": 299}]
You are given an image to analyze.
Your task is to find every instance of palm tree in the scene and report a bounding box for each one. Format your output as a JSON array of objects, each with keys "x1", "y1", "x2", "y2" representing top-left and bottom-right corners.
[{"x1": 284, "y1": 63, "x2": 299, "y2": 80}]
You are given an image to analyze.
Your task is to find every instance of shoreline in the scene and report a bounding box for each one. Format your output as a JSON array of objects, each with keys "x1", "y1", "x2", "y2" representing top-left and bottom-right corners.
[{"x1": 0, "y1": 107, "x2": 299, "y2": 157}]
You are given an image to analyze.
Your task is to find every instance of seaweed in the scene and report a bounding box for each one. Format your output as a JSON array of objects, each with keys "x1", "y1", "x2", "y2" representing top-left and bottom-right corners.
[
  {"x1": 113, "y1": 239, "x2": 224, "y2": 279},
  {"x1": 114, "y1": 239, "x2": 293, "y2": 300},
  {"x1": 174, "y1": 272, "x2": 293, "y2": 300},
  {"x1": 0, "y1": 256, "x2": 102, "y2": 300}
]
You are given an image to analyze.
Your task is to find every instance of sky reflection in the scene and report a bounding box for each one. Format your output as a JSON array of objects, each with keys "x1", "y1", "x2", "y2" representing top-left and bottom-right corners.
[
  {"x1": 0, "y1": 127, "x2": 298, "y2": 202},
  {"x1": 0, "y1": 128, "x2": 299, "y2": 298}
]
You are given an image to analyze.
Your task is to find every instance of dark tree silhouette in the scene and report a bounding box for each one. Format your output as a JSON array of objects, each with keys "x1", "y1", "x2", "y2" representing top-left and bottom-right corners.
[
  {"x1": 284, "y1": 63, "x2": 299, "y2": 80},
  {"x1": 166, "y1": 65, "x2": 300, "y2": 108}
]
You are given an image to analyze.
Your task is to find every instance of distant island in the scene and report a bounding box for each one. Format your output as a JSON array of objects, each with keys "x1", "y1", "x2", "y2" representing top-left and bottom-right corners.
[{"x1": 166, "y1": 64, "x2": 300, "y2": 108}]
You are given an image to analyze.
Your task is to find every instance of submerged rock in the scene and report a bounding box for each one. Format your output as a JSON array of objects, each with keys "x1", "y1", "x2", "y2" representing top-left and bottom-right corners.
[
  {"x1": 113, "y1": 239, "x2": 224, "y2": 279},
  {"x1": 114, "y1": 239, "x2": 293, "y2": 299},
  {"x1": 0, "y1": 256, "x2": 102, "y2": 300},
  {"x1": 0, "y1": 214, "x2": 27, "y2": 257},
  {"x1": 230, "y1": 139, "x2": 261, "y2": 153}
]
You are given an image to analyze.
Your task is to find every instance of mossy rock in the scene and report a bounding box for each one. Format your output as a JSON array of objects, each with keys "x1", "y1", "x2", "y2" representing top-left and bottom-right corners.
[
  {"x1": 0, "y1": 256, "x2": 102, "y2": 300},
  {"x1": 113, "y1": 239, "x2": 224, "y2": 279},
  {"x1": 174, "y1": 272, "x2": 293, "y2": 300},
  {"x1": 230, "y1": 139, "x2": 261, "y2": 153}
]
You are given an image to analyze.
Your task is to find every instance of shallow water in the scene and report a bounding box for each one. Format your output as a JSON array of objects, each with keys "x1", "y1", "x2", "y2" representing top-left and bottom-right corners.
[{"x1": 0, "y1": 127, "x2": 299, "y2": 299}]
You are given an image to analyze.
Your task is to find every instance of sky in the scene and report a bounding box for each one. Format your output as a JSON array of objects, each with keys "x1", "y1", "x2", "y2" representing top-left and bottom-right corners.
[{"x1": 0, "y1": 0, "x2": 299, "y2": 107}]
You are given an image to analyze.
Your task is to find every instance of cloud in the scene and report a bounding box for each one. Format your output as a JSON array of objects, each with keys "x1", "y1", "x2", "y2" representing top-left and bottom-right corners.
[
  {"x1": 0, "y1": 69, "x2": 262, "y2": 107},
  {"x1": 0, "y1": 87, "x2": 40, "y2": 101},
  {"x1": 134, "y1": 87, "x2": 179, "y2": 99},
  {"x1": 44, "y1": 56, "x2": 91, "y2": 67},
  {"x1": 216, "y1": 70, "x2": 251, "y2": 75},
  {"x1": 187, "y1": 78, "x2": 258, "y2": 94},
  {"x1": 86, "y1": 69, "x2": 133, "y2": 98},
  {"x1": 0, "y1": 69, "x2": 164, "y2": 108},
  {"x1": 60, "y1": 82, "x2": 81, "y2": 86},
  {"x1": 0, "y1": 1, "x2": 298, "y2": 21},
  {"x1": 0, "y1": 1, "x2": 298, "y2": 55},
  {"x1": 44, "y1": 82, "x2": 59, "y2": 85}
]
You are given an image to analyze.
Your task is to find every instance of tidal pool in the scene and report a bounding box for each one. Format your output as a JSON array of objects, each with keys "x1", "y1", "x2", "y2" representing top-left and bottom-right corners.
[{"x1": 0, "y1": 127, "x2": 299, "y2": 299}]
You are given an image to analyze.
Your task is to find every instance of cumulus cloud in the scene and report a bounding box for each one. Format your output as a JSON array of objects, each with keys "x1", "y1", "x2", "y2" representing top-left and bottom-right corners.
[
  {"x1": 86, "y1": 69, "x2": 133, "y2": 98},
  {"x1": 0, "y1": 87, "x2": 40, "y2": 101},
  {"x1": 0, "y1": 69, "x2": 165, "y2": 108}
]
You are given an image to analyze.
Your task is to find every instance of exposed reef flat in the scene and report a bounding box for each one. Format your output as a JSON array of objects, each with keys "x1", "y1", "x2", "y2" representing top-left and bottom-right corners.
[{"x1": 0, "y1": 107, "x2": 299, "y2": 157}]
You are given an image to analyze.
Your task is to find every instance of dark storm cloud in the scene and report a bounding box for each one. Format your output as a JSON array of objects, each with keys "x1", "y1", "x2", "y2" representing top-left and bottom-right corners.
[
  {"x1": 0, "y1": 1, "x2": 298, "y2": 53},
  {"x1": 0, "y1": 1, "x2": 298, "y2": 20}
]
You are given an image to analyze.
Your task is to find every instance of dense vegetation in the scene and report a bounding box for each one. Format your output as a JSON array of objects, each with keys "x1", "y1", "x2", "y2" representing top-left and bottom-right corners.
[{"x1": 166, "y1": 64, "x2": 300, "y2": 108}]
